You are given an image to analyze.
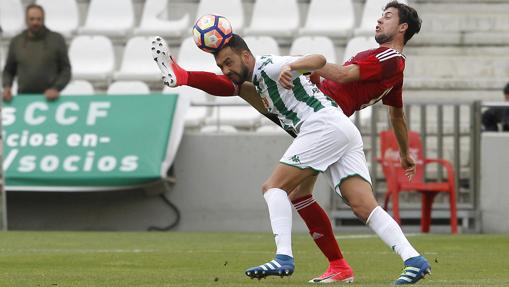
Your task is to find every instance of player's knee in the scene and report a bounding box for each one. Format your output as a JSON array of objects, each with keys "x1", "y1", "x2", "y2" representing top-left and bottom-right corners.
[
  {"x1": 350, "y1": 204, "x2": 372, "y2": 223},
  {"x1": 261, "y1": 181, "x2": 274, "y2": 194},
  {"x1": 261, "y1": 181, "x2": 290, "y2": 194}
]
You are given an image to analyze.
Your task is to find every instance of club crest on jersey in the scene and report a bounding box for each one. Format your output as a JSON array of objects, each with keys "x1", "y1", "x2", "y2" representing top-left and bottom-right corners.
[
  {"x1": 289, "y1": 155, "x2": 301, "y2": 164},
  {"x1": 258, "y1": 56, "x2": 273, "y2": 71}
]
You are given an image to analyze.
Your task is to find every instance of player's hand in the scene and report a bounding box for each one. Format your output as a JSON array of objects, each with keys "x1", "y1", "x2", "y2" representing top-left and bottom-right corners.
[
  {"x1": 44, "y1": 88, "x2": 60, "y2": 101},
  {"x1": 278, "y1": 65, "x2": 294, "y2": 89},
  {"x1": 3, "y1": 87, "x2": 13, "y2": 102},
  {"x1": 400, "y1": 153, "x2": 416, "y2": 181}
]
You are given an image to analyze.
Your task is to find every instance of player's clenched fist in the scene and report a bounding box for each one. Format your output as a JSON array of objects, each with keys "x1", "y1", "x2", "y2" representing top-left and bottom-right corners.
[{"x1": 278, "y1": 65, "x2": 294, "y2": 90}]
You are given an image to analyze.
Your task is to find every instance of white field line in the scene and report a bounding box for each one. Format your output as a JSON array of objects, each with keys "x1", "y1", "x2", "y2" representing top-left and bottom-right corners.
[
  {"x1": 0, "y1": 248, "x2": 157, "y2": 254},
  {"x1": 0, "y1": 249, "x2": 437, "y2": 256},
  {"x1": 334, "y1": 233, "x2": 422, "y2": 240},
  {"x1": 0, "y1": 234, "x2": 437, "y2": 255}
]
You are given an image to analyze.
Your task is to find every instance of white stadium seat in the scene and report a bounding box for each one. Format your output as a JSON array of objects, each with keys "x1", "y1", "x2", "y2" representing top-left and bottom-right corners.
[
  {"x1": 299, "y1": 0, "x2": 355, "y2": 38},
  {"x1": 133, "y1": 0, "x2": 189, "y2": 37},
  {"x1": 256, "y1": 121, "x2": 287, "y2": 135},
  {"x1": 114, "y1": 36, "x2": 161, "y2": 81},
  {"x1": 204, "y1": 96, "x2": 262, "y2": 128},
  {"x1": 164, "y1": 85, "x2": 210, "y2": 128},
  {"x1": 244, "y1": 36, "x2": 280, "y2": 56},
  {"x1": 290, "y1": 36, "x2": 337, "y2": 64},
  {"x1": 37, "y1": 0, "x2": 79, "y2": 38},
  {"x1": 343, "y1": 36, "x2": 378, "y2": 63},
  {"x1": 61, "y1": 80, "x2": 95, "y2": 96},
  {"x1": 196, "y1": 0, "x2": 244, "y2": 34},
  {"x1": 0, "y1": 0, "x2": 24, "y2": 37},
  {"x1": 69, "y1": 35, "x2": 115, "y2": 81},
  {"x1": 78, "y1": 0, "x2": 134, "y2": 37},
  {"x1": 355, "y1": 0, "x2": 408, "y2": 36},
  {"x1": 107, "y1": 81, "x2": 150, "y2": 95},
  {"x1": 178, "y1": 37, "x2": 221, "y2": 73},
  {"x1": 245, "y1": 0, "x2": 299, "y2": 37},
  {"x1": 200, "y1": 125, "x2": 238, "y2": 133}
]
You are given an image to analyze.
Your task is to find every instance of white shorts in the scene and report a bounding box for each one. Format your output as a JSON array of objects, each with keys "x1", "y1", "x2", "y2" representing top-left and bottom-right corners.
[{"x1": 280, "y1": 107, "x2": 372, "y2": 197}]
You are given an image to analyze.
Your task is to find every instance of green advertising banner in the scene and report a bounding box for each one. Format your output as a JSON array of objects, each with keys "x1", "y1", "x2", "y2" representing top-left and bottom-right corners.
[{"x1": 2, "y1": 94, "x2": 183, "y2": 191}]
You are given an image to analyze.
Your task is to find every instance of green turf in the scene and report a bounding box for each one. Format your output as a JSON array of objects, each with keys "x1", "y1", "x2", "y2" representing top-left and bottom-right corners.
[{"x1": 0, "y1": 232, "x2": 508, "y2": 286}]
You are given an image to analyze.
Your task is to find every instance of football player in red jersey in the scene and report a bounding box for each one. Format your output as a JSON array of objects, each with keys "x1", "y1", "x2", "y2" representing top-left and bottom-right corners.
[
  {"x1": 313, "y1": 1, "x2": 419, "y2": 182},
  {"x1": 152, "y1": 1, "x2": 428, "y2": 284}
]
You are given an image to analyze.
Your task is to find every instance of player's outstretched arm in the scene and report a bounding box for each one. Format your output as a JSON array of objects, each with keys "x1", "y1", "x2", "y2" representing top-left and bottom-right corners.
[
  {"x1": 288, "y1": 54, "x2": 327, "y2": 74},
  {"x1": 389, "y1": 106, "x2": 416, "y2": 180},
  {"x1": 279, "y1": 54, "x2": 327, "y2": 89},
  {"x1": 316, "y1": 63, "x2": 360, "y2": 84}
]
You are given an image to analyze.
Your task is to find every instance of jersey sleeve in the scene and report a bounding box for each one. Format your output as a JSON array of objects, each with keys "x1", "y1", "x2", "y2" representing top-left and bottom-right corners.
[
  {"x1": 263, "y1": 55, "x2": 303, "y2": 81},
  {"x1": 382, "y1": 81, "x2": 403, "y2": 108},
  {"x1": 351, "y1": 51, "x2": 403, "y2": 81}
]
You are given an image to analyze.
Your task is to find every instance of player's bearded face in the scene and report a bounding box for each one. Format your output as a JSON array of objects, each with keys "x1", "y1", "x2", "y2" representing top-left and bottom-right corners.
[
  {"x1": 235, "y1": 59, "x2": 250, "y2": 85},
  {"x1": 375, "y1": 31, "x2": 394, "y2": 44},
  {"x1": 215, "y1": 48, "x2": 249, "y2": 85},
  {"x1": 375, "y1": 8, "x2": 399, "y2": 44},
  {"x1": 223, "y1": 57, "x2": 249, "y2": 86}
]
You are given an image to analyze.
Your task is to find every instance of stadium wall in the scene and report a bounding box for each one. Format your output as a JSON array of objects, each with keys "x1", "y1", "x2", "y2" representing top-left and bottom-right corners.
[
  {"x1": 6, "y1": 133, "x2": 333, "y2": 232},
  {"x1": 480, "y1": 133, "x2": 509, "y2": 233}
]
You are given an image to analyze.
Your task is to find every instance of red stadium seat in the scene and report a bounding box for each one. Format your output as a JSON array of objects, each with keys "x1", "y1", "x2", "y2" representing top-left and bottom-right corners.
[{"x1": 378, "y1": 129, "x2": 458, "y2": 234}]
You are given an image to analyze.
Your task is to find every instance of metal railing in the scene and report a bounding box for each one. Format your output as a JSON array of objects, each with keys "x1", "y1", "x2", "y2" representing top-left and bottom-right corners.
[
  {"x1": 340, "y1": 100, "x2": 483, "y2": 231},
  {"x1": 354, "y1": 101, "x2": 480, "y2": 203}
]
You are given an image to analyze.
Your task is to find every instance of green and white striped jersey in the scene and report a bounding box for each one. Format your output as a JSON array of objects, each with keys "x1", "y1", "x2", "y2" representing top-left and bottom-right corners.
[{"x1": 251, "y1": 55, "x2": 338, "y2": 133}]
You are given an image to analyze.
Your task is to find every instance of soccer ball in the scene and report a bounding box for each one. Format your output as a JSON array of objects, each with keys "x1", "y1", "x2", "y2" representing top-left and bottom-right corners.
[{"x1": 192, "y1": 14, "x2": 233, "y2": 53}]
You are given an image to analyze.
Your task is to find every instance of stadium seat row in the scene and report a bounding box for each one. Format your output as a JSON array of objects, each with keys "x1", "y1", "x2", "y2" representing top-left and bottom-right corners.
[
  {"x1": 66, "y1": 35, "x2": 377, "y2": 82},
  {"x1": 5, "y1": 32, "x2": 506, "y2": 92},
  {"x1": 68, "y1": 33, "x2": 509, "y2": 90},
  {"x1": 0, "y1": 0, "x2": 403, "y2": 39}
]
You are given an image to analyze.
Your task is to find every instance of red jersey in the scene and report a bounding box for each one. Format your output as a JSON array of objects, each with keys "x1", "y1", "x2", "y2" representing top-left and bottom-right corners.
[{"x1": 319, "y1": 47, "x2": 405, "y2": 117}]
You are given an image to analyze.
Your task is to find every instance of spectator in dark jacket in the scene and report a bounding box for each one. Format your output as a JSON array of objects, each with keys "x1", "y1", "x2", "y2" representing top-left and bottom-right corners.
[
  {"x1": 482, "y1": 83, "x2": 509, "y2": 132},
  {"x1": 2, "y1": 4, "x2": 71, "y2": 102}
]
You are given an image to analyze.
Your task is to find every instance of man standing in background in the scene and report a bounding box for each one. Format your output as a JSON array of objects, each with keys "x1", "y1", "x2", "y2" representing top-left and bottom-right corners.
[
  {"x1": 2, "y1": 4, "x2": 71, "y2": 102},
  {"x1": 482, "y1": 83, "x2": 509, "y2": 132}
]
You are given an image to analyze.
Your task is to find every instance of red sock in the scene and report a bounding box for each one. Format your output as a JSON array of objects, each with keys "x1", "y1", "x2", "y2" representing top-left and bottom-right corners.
[
  {"x1": 187, "y1": 71, "x2": 237, "y2": 96},
  {"x1": 292, "y1": 195, "x2": 343, "y2": 262}
]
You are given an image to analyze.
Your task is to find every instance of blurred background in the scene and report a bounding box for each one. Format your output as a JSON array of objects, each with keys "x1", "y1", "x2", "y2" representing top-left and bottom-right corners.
[{"x1": 1, "y1": 0, "x2": 509, "y2": 235}]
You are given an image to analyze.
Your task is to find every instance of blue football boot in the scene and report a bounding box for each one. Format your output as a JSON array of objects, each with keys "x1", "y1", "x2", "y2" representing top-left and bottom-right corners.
[
  {"x1": 245, "y1": 254, "x2": 295, "y2": 279},
  {"x1": 395, "y1": 255, "x2": 431, "y2": 285}
]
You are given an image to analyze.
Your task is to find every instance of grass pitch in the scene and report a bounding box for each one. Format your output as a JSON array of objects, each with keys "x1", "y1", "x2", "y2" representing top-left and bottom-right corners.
[{"x1": 0, "y1": 232, "x2": 508, "y2": 286}]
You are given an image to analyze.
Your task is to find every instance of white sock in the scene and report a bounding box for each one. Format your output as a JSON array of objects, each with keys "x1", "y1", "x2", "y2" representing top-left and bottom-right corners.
[
  {"x1": 264, "y1": 188, "x2": 293, "y2": 258},
  {"x1": 367, "y1": 206, "x2": 419, "y2": 261}
]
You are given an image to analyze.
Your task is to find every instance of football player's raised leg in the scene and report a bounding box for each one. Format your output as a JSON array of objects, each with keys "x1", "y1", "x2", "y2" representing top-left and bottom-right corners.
[
  {"x1": 151, "y1": 36, "x2": 188, "y2": 87},
  {"x1": 151, "y1": 36, "x2": 237, "y2": 96},
  {"x1": 245, "y1": 164, "x2": 316, "y2": 279}
]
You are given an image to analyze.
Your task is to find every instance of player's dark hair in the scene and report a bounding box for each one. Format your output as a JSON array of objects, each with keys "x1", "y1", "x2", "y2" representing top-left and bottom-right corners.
[
  {"x1": 25, "y1": 3, "x2": 45, "y2": 18},
  {"x1": 215, "y1": 33, "x2": 252, "y2": 56},
  {"x1": 504, "y1": 83, "x2": 509, "y2": 96},
  {"x1": 384, "y1": 1, "x2": 421, "y2": 44}
]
